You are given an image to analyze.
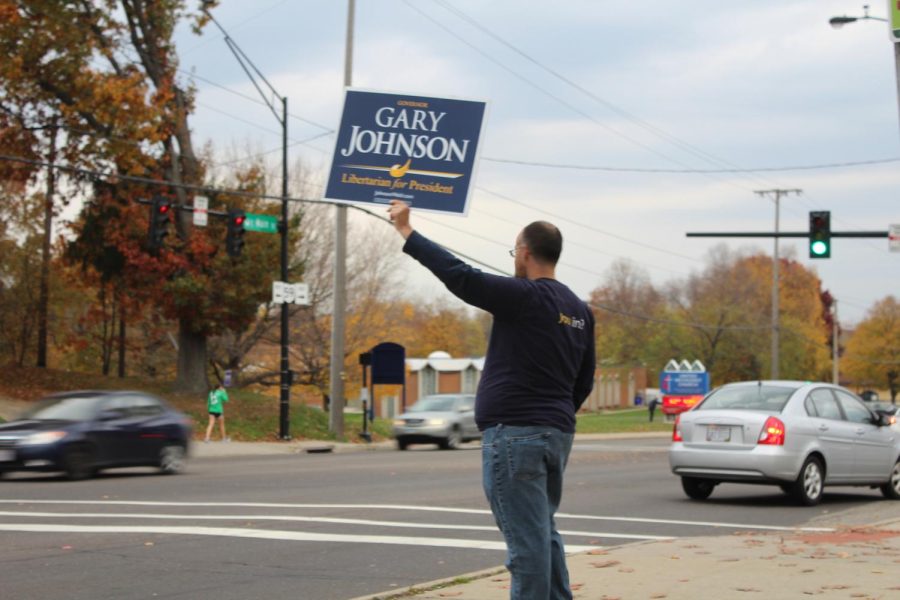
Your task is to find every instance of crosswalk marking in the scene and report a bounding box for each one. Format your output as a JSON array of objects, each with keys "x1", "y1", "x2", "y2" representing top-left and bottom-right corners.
[
  {"x1": 0, "y1": 499, "x2": 835, "y2": 532},
  {"x1": 0, "y1": 523, "x2": 597, "y2": 553}
]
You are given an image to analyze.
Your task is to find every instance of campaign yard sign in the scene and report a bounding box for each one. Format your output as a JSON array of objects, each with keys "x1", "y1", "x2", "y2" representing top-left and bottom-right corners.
[{"x1": 324, "y1": 89, "x2": 487, "y2": 215}]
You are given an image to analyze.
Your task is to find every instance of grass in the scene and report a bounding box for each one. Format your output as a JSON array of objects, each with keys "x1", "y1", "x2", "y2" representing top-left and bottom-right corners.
[
  {"x1": 0, "y1": 364, "x2": 393, "y2": 443},
  {"x1": 0, "y1": 364, "x2": 669, "y2": 441},
  {"x1": 575, "y1": 407, "x2": 673, "y2": 434}
]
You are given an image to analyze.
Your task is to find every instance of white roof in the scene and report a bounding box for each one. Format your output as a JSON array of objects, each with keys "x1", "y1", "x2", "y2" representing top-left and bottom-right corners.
[{"x1": 406, "y1": 356, "x2": 485, "y2": 373}]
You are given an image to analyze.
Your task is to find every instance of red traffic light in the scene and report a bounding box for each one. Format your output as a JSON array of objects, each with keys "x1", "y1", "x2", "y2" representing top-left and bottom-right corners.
[
  {"x1": 158, "y1": 204, "x2": 170, "y2": 214},
  {"x1": 234, "y1": 215, "x2": 245, "y2": 225}
]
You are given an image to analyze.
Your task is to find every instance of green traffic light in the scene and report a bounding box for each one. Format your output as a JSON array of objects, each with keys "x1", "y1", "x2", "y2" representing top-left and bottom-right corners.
[{"x1": 810, "y1": 240, "x2": 829, "y2": 255}]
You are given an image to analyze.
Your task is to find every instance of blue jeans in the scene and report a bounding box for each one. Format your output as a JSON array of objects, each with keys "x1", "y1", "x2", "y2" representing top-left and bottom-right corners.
[{"x1": 482, "y1": 424, "x2": 575, "y2": 600}]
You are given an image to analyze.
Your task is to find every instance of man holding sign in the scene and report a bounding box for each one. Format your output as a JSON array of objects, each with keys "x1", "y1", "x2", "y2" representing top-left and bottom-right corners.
[{"x1": 388, "y1": 200, "x2": 595, "y2": 600}]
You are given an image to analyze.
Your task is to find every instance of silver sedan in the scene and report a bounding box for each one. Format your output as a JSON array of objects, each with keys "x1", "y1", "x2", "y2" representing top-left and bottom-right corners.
[
  {"x1": 669, "y1": 381, "x2": 900, "y2": 505},
  {"x1": 392, "y1": 394, "x2": 480, "y2": 450}
]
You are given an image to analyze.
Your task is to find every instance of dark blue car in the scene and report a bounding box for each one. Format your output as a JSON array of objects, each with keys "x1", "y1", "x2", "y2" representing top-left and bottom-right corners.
[{"x1": 0, "y1": 390, "x2": 192, "y2": 480}]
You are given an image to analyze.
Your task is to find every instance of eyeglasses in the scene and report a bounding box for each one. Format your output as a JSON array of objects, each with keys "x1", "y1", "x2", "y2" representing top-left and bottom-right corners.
[{"x1": 508, "y1": 244, "x2": 525, "y2": 257}]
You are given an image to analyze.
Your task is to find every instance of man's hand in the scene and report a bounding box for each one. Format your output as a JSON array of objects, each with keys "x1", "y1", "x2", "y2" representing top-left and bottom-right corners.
[{"x1": 387, "y1": 200, "x2": 413, "y2": 239}]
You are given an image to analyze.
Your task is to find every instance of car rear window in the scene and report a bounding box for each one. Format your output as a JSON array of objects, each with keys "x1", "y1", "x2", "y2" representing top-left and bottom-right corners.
[{"x1": 696, "y1": 385, "x2": 794, "y2": 412}]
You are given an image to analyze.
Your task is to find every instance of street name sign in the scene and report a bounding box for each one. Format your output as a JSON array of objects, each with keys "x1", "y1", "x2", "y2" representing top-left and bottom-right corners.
[
  {"x1": 891, "y1": 0, "x2": 900, "y2": 41},
  {"x1": 324, "y1": 89, "x2": 487, "y2": 215},
  {"x1": 245, "y1": 213, "x2": 279, "y2": 234}
]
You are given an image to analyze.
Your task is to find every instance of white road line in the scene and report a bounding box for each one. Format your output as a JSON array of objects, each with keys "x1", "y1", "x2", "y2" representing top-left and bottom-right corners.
[
  {"x1": 0, "y1": 523, "x2": 597, "y2": 553},
  {"x1": 0, "y1": 511, "x2": 671, "y2": 541},
  {"x1": 0, "y1": 500, "x2": 835, "y2": 532}
]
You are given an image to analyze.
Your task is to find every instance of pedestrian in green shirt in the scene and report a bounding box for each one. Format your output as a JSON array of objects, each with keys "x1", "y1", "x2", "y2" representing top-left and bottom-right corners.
[{"x1": 204, "y1": 383, "x2": 230, "y2": 442}]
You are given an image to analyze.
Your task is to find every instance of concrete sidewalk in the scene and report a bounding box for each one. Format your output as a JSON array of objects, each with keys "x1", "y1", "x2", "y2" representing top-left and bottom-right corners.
[{"x1": 349, "y1": 517, "x2": 900, "y2": 600}]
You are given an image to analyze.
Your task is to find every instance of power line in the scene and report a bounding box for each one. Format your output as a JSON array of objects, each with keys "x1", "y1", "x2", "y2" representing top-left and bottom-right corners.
[
  {"x1": 481, "y1": 155, "x2": 900, "y2": 174},
  {"x1": 476, "y1": 185, "x2": 704, "y2": 264}
]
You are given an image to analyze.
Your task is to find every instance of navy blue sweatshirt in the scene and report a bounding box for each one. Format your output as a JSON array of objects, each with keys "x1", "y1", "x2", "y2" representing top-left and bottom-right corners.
[{"x1": 403, "y1": 230, "x2": 596, "y2": 433}]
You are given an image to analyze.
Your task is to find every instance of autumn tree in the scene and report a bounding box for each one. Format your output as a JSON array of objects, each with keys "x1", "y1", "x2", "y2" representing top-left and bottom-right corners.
[
  {"x1": 590, "y1": 259, "x2": 665, "y2": 368},
  {"x1": 0, "y1": 1, "x2": 290, "y2": 392},
  {"x1": 843, "y1": 297, "x2": 900, "y2": 402}
]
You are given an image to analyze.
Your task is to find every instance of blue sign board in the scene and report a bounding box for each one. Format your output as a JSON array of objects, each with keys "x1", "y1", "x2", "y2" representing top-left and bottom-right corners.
[
  {"x1": 324, "y1": 89, "x2": 487, "y2": 215},
  {"x1": 660, "y1": 371, "x2": 710, "y2": 396},
  {"x1": 371, "y1": 342, "x2": 406, "y2": 385}
]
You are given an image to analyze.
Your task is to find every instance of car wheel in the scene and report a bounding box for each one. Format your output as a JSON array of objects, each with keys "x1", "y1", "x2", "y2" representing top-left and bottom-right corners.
[
  {"x1": 791, "y1": 456, "x2": 824, "y2": 506},
  {"x1": 880, "y1": 459, "x2": 900, "y2": 500},
  {"x1": 681, "y1": 476, "x2": 715, "y2": 500},
  {"x1": 397, "y1": 439, "x2": 409, "y2": 451},
  {"x1": 440, "y1": 427, "x2": 462, "y2": 450},
  {"x1": 159, "y1": 444, "x2": 186, "y2": 475},
  {"x1": 62, "y1": 445, "x2": 94, "y2": 481}
]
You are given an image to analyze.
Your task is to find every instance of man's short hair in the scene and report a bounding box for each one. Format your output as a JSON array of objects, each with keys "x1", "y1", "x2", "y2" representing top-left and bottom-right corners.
[{"x1": 522, "y1": 221, "x2": 562, "y2": 265}]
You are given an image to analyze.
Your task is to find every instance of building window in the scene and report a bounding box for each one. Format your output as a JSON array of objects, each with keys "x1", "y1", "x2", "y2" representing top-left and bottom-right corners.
[
  {"x1": 462, "y1": 368, "x2": 478, "y2": 393},
  {"x1": 421, "y1": 368, "x2": 437, "y2": 397}
]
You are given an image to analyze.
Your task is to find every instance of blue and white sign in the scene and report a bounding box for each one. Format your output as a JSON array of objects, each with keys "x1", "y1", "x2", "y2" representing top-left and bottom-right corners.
[
  {"x1": 660, "y1": 371, "x2": 710, "y2": 396},
  {"x1": 324, "y1": 89, "x2": 487, "y2": 215}
]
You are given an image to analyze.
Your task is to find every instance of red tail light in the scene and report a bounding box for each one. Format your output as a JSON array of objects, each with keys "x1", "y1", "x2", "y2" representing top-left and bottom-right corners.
[
  {"x1": 672, "y1": 414, "x2": 683, "y2": 442},
  {"x1": 758, "y1": 416, "x2": 785, "y2": 446}
]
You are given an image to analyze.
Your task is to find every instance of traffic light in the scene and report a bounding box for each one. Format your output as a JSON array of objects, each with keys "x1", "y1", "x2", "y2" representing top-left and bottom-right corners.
[
  {"x1": 226, "y1": 209, "x2": 246, "y2": 257},
  {"x1": 148, "y1": 196, "x2": 171, "y2": 254},
  {"x1": 809, "y1": 210, "x2": 831, "y2": 259}
]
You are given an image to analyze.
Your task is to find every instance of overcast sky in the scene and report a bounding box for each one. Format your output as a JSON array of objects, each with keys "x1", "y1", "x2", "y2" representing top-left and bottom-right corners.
[{"x1": 175, "y1": 0, "x2": 900, "y2": 326}]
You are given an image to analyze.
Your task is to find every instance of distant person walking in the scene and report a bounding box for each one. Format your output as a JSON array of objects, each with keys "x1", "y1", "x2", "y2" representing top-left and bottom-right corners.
[
  {"x1": 205, "y1": 383, "x2": 229, "y2": 442},
  {"x1": 388, "y1": 200, "x2": 596, "y2": 600},
  {"x1": 648, "y1": 396, "x2": 659, "y2": 422}
]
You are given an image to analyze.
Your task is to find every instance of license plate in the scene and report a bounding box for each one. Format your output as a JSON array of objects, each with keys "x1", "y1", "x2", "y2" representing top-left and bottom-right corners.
[
  {"x1": 0, "y1": 449, "x2": 14, "y2": 462},
  {"x1": 706, "y1": 425, "x2": 731, "y2": 442}
]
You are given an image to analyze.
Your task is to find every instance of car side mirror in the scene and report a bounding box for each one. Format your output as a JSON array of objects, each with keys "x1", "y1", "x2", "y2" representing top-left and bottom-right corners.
[
  {"x1": 875, "y1": 411, "x2": 897, "y2": 427},
  {"x1": 98, "y1": 409, "x2": 124, "y2": 421}
]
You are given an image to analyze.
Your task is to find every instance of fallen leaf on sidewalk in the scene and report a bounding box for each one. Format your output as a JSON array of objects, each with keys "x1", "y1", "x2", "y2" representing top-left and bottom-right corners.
[
  {"x1": 590, "y1": 560, "x2": 621, "y2": 568},
  {"x1": 587, "y1": 549, "x2": 608, "y2": 555},
  {"x1": 617, "y1": 567, "x2": 634, "y2": 573},
  {"x1": 734, "y1": 587, "x2": 760, "y2": 592},
  {"x1": 649, "y1": 594, "x2": 667, "y2": 599},
  {"x1": 571, "y1": 583, "x2": 584, "y2": 591},
  {"x1": 437, "y1": 592, "x2": 462, "y2": 597},
  {"x1": 820, "y1": 584, "x2": 850, "y2": 590}
]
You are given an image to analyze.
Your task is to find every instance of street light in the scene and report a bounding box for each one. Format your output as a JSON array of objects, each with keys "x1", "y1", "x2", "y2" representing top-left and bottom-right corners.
[
  {"x1": 829, "y1": 3, "x2": 900, "y2": 139},
  {"x1": 829, "y1": 4, "x2": 887, "y2": 28}
]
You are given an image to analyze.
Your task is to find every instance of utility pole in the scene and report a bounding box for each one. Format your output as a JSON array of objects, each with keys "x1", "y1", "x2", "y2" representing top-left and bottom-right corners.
[
  {"x1": 832, "y1": 300, "x2": 840, "y2": 384},
  {"x1": 330, "y1": 0, "x2": 354, "y2": 438},
  {"x1": 754, "y1": 189, "x2": 802, "y2": 380},
  {"x1": 37, "y1": 118, "x2": 58, "y2": 369}
]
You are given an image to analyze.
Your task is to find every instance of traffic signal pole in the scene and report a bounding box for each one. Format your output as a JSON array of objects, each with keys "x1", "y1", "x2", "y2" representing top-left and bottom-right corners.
[{"x1": 687, "y1": 218, "x2": 889, "y2": 380}]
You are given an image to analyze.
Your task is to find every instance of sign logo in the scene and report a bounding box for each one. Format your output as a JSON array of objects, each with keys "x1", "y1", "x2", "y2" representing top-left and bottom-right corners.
[{"x1": 324, "y1": 89, "x2": 487, "y2": 215}]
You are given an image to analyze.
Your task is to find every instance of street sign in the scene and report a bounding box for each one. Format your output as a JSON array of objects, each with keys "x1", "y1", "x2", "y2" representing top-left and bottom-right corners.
[
  {"x1": 245, "y1": 213, "x2": 279, "y2": 234},
  {"x1": 193, "y1": 195, "x2": 208, "y2": 227},
  {"x1": 891, "y1": 0, "x2": 900, "y2": 41},
  {"x1": 272, "y1": 281, "x2": 309, "y2": 305},
  {"x1": 324, "y1": 89, "x2": 488, "y2": 215},
  {"x1": 890, "y1": 224, "x2": 900, "y2": 252}
]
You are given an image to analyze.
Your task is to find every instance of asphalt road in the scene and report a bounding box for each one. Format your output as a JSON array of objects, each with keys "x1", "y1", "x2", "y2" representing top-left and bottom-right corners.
[{"x1": 0, "y1": 437, "x2": 896, "y2": 600}]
